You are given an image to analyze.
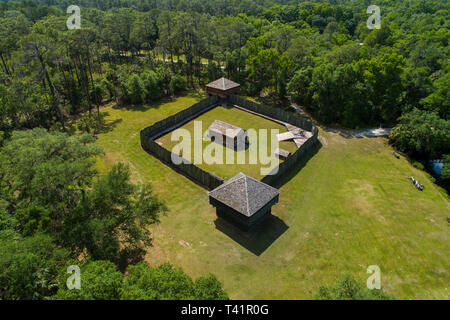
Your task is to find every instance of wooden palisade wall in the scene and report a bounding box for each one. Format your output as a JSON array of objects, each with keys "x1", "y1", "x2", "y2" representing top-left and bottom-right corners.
[{"x1": 140, "y1": 94, "x2": 318, "y2": 190}]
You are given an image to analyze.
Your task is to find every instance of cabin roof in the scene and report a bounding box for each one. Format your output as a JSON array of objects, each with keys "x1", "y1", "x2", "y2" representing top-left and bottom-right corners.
[
  {"x1": 208, "y1": 173, "x2": 279, "y2": 217},
  {"x1": 206, "y1": 77, "x2": 240, "y2": 91},
  {"x1": 208, "y1": 120, "x2": 245, "y2": 139}
]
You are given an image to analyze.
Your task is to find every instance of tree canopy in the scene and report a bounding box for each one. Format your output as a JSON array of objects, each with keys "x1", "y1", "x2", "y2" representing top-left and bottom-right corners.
[{"x1": 314, "y1": 273, "x2": 394, "y2": 300}]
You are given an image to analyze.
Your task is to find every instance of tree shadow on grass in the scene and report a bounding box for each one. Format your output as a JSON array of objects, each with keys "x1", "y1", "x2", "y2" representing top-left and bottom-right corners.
[
  {"x1": 67, "y1": 111, "x2": 122, "y2": 135},
  {"x1": 95, "y1": 112, "x2": 123, "y2": 134},
  {"x1": 112, "y1": 92, "x2": 206, "y2": 112},
  {"x1": 214, "y1": 215, "x2": 289, "y2": 256},
  {"x1": 113, "y1": 98, "x2": 174, "y2": 112}
]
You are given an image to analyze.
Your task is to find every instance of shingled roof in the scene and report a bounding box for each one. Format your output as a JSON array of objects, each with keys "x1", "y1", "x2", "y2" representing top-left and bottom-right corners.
[
  {"x1": 209, "y1": 120, "x2": 245, "y2": 139},
  {"x1": 206, "y1": 77, "x2": 240, "y2": 91},
  {"x1": 209, "y1": 173, "x2": 279, "y2": 217}
]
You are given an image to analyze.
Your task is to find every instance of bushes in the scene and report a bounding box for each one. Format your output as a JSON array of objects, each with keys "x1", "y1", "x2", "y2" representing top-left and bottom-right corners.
[
  {"x1": 90, "y1": 80, "x2": 107, "y2": 105},
  {"x1": 121, "y1": 263, "x2": 196, "y2": 300},
  {"x1": 389, "y1": 109, "x2": 450, "y2": 160},
  {"x1": 121, "y1": 263, "x2": 229, "y2": 300},
  {"x1": 77, "y1": 115, "x2": 105, "y2": 134},
  {"x1": 170, "y1": 74, "x2": 187, "y2": 94},
  {"x1": 314, "y1": 273, "x2": 394, "y2": 300},
  {"x1": 115, "y1": 67, "x2": 187, "y2": 105},
  {"x1": 53, "y1": 260, "x2": 123, "y2": 300},
  {"x1": 0, "y1": 234, "x2": 71, "y2": 300},
  {"x1": 100, "y1": 78, "x2": 114, "y2": 101},
  {"x1": 53, "y1": 261, "x2": 228, "y2": 300},
  {"x1": 127, "y1": 74, "x2": 147, "y2": 104},
  {"x1": 412, "y1": 161, "x2": 425, "y2": 170},
  {"x1": 141, "y1": 70, "x2": 164, "y2": 100},
  {"x1": 442, "y1": 155, "x2": 450, "y2": 180}
]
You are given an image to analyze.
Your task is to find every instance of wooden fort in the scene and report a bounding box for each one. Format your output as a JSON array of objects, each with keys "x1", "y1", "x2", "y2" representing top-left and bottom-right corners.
[{"x1": 209, "y1": 173, "x2": 280, "y2": 231}]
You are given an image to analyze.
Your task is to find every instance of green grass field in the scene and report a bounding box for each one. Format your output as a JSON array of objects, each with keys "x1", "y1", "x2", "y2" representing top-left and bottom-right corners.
[
  {"x1": 156, "y1": 106, "x2": 298, "y2": 180},
  {"x1": 95, "y1": 92, "x2": 450, "y2": 299}
]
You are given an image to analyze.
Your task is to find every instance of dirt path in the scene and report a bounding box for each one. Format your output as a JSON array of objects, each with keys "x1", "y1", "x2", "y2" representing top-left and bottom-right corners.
[{"x1": 290, "y1": 102, "x2": 391, "y2": 138}]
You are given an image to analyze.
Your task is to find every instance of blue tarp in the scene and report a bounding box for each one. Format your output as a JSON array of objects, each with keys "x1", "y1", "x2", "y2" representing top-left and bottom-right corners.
[{"x1": 429, "y1": 160, "x2": 444, "y2": 176}]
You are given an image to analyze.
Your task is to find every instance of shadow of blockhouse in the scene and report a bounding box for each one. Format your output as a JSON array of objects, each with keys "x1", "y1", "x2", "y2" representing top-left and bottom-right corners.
[{"x1": 214, "y1": 214, "x2": 289, "y2": 256}]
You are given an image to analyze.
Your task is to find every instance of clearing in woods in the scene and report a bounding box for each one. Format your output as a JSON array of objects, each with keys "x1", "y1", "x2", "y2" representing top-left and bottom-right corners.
[{"x1": 94, "y1": 92, "x2": 450, "y2": 299}]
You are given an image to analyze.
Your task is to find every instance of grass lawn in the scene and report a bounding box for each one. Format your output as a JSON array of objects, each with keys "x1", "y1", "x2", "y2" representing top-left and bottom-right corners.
[
  {"x1": 156, "y1": 105, "x2": 298, "y2": 180},
  {"x1": 95, "y1": 92, "x2": 450, "y2": 299}
]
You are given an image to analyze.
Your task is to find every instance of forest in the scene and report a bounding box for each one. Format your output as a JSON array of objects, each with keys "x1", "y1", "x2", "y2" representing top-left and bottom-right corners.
[{"x1": 0, "y1": 0, "x2": 448, "y2": 300}]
